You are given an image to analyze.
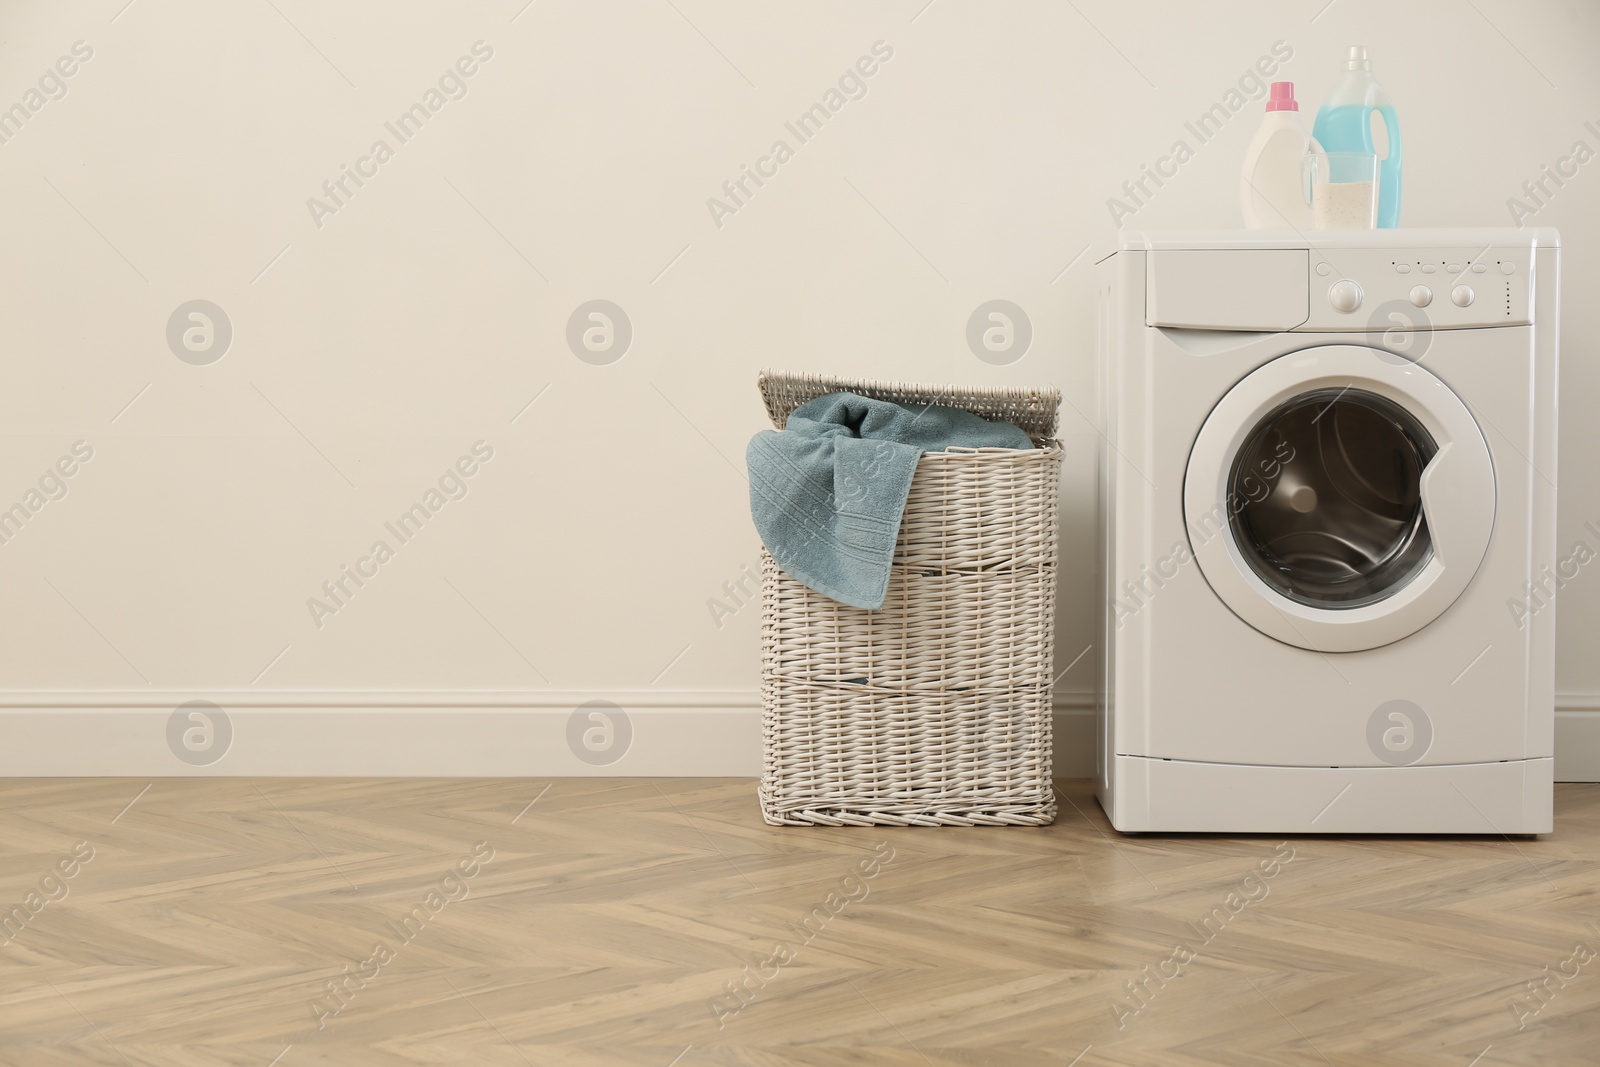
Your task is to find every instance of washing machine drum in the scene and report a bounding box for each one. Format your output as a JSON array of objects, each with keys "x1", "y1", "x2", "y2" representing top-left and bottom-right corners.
[{"x1": 1185, "y1": 345, "x2": 1495, "y2": 653}]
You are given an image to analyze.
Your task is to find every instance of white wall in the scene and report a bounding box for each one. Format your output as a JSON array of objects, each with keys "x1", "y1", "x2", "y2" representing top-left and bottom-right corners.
[{"x1": 2, "y1": 0, "x2": 1597, "y2": 775}]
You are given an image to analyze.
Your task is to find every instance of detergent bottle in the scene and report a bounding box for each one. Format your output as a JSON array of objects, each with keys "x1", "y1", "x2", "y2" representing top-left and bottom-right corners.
[
  {"x1": 1239, "y1": 82, "x2": 1318, "y2": 229},
  {"x1": 1312, "y1": 46, "x2": 1402, "y2": 227}
]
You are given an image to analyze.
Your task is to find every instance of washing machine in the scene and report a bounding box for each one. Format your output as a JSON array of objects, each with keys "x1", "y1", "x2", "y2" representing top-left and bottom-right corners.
[{"x1": 1096, "y1": 229, "x2": 1559, "y2": 833}]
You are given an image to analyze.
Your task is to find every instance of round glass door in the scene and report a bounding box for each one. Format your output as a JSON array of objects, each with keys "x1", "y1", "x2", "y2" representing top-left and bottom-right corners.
[
  {"x1": 1229, "y1": 388, "x2": 1437, "y2": 609},
  {"x1": 1183, "y1": 345, "x2": 1496, "y2": 653}
]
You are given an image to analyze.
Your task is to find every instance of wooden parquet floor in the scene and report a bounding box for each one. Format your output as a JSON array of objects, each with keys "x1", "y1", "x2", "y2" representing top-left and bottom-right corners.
[{"x1": 2, "y1": 777, "x2": 1599, "y2": 1066}]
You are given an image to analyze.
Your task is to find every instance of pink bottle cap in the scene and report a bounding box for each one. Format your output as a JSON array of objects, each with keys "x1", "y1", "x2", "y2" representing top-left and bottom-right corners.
[{"x1": 1266, "y1": 81, "x2": 1298, "y2": 112}]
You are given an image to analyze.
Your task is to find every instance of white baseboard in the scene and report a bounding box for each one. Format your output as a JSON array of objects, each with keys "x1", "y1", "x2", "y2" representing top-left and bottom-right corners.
[
  {"x1": 0, "y1": 691, "x2": 1595, "y2": 780},
  {"x1": 1553, "y1": 694, "x2": 1600, "y2": 783},
  {"x1": 0, "y1": 690, "x2": 760, "y2": 777}
]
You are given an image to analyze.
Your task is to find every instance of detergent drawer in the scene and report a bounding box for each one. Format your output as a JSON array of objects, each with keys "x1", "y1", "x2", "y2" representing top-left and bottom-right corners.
[{"x1": 1145, "y1": 249, "x2": 1309, "y2": 331}]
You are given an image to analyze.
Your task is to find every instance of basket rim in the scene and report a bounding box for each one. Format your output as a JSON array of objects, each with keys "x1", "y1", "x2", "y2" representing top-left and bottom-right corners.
[{"x1": 758, "y1": 370, "x2": 1061, "y2": 440}]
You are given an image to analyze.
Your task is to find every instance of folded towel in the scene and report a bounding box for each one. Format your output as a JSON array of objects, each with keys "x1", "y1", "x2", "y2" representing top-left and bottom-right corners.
[{"x1": 747, "y1": 391, "x2": 1033, "y2": 609}]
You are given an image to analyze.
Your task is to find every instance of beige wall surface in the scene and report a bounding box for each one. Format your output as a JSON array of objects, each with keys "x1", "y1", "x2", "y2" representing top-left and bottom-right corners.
[{"x1": 0, "y1": 1, "x2": 1596, "y2": 768}]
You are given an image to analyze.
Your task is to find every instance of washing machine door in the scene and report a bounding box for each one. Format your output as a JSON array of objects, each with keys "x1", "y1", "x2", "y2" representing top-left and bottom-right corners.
[{"x1": 1184, "y1": 344, "x2": 1494, "y2": 653}]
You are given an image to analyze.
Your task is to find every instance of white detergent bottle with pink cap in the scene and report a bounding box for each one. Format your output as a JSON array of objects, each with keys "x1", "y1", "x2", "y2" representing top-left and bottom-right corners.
[{"x1": 1240, "y1": 81, "x2": 1319, "y2": 228}]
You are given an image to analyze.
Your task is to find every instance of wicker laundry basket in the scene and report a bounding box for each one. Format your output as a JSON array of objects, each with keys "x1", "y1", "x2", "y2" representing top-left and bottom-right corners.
[{"x1": 756, "y1": 371, "x2": 1062, "y2": 826}]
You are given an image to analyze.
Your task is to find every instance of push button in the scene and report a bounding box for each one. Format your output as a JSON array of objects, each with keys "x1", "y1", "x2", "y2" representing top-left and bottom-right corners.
[
  {"x1": 1421, "y1": 263, "x2": 1437, "y2": 274},
  {"x1": 1409, "y1": 285, "x2": 1433, "y2": 308},
  {"x1": 1315, "y1": 262, "x2": 1332, "y2": 277},
  {"x1": 1395, "y1": 263, "x2": 1412, "y2": 274},
  {"x1": 1500, "y1": 261, "x2": 1516, "y2": 274},
  {"x1": 1447, "y1": 263, "x2": 1462, "y2": 273},
  {"x1": 1452, "y1": 285, "x2": 1475, "y2": 307},
  {"x1": 1471, "y1": 263, "x2": 1487, "y2": 273}
]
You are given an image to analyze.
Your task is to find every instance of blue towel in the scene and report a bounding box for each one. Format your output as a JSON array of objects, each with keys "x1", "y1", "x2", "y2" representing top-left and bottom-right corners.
[{"x1": 748, "y1": 392, "x2": 1033, "y2": 609}]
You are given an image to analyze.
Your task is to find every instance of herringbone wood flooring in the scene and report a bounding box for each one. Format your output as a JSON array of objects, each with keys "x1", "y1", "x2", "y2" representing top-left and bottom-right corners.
[{"x1": 2, "y1": 778, "x2": 1598, "y2": 1065}]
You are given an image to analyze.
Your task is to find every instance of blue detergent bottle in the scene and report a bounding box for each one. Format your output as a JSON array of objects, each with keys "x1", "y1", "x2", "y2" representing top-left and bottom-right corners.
[{"x1": 1312, "y1": 46, "x2": 1402, "y2": 227}]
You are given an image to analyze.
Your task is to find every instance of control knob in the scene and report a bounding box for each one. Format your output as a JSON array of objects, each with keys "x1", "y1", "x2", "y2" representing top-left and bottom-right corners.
[{"x1": 1328, "y1": 279, "x2": 1363, "y2": 313}]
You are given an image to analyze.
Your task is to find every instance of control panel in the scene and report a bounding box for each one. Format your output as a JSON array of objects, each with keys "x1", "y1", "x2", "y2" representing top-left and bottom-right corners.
[{"x1": 1300, "y1": 246, "x2": 1532, "y2": 331}]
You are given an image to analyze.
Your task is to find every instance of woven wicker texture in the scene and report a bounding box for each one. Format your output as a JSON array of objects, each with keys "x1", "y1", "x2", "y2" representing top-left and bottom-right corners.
[
  {"x1": 758, "y1": 370, "x2": 1061, "y2": 441},
  {"x1": 757, "y1": 370, "x2": 1061, "y2": 827}
]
